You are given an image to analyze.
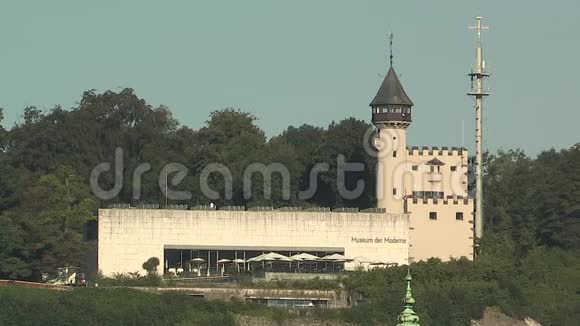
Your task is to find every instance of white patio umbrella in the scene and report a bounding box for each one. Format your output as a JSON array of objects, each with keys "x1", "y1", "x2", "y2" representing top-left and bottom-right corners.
[
  {"x1": 262, "y1": 252, "x2": 293, "y2": 271},
  {"x1": 320, "y1": 254, "x2": 352, "y2": 271},
  {"x1": 190, "y1": 258, "x2": 205, "y2": 277},
  {"x1": 264, "y1": 252, "x2": 292, "y2": 260},
  {"x1": 233, "y1": 258, "x2": 245, "y2": 272},
  {"x1": 290, "y1": 253, "x2": 319, "y2": 272},
  {"x1": 247, "y1": 254, "x2": 276, "y2": 272},
  {"x1": 290, "y1": 253, "x2": 319, "y2": 261},
  {"x1": 320, "y1": 253, "x2": 352, "y2": 261},
  {"x1": 217, "y1": 259, "x2": 231, "y2": 276},
  {"x1": 248, "y1": 253, "x2": 278, "y2": 262},
  {"x1": 246, "y1": 254, "x2": 265, "y2": 263}
]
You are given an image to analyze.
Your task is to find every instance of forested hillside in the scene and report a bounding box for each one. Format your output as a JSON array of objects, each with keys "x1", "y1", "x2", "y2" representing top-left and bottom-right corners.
[
  {"x1": 0, "y1": 89, "x2": 579, "y2": 325},
  {"x1": 0, "y1": 89, "x2": 376, "y2": 280}
]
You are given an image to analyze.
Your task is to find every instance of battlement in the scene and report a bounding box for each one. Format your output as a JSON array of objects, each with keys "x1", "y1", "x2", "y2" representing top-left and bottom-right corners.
[
  {"x1": 407, "y1": 146, "x2": 468, "y2": 157},
  {"x1": 407, "y1": 196, "x2": 473, "y2": 205}
]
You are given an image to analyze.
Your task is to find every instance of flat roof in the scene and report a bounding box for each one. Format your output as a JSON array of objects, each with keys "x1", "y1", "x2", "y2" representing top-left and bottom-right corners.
[{"x1": 164, "y1": 245, "x2": 344, "y2": 252}]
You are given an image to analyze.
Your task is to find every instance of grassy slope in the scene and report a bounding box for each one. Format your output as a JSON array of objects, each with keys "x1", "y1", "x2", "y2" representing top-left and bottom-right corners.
[{"x1": 0, "y1": 287, "x2": 237, "y2": 326}]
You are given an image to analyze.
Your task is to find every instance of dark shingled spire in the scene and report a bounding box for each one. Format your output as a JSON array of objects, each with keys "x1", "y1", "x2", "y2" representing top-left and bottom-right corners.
[{"x1": 370, "y1": 67, "x2": 414, "y2": 107}]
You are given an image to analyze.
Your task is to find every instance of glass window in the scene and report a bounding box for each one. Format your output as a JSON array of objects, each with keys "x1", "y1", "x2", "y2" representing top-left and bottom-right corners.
[
  {"x1": 429, "y1": 212, "x2": 437, "y2": 220},
  {"x1": 412, "y1": 165, "x2": 418, "y2": 171},
  {"x1": 456, "y1": 212, "x2": 464, "y2": 221}
]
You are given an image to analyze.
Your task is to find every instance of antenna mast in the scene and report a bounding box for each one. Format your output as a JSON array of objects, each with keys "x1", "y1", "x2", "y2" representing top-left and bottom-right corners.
[{"x1": 468, "y1": 17, "x2": 490, "y2": 246}]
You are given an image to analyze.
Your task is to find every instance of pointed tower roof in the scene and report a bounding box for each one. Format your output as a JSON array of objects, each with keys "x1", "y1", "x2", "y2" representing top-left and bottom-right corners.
[
  {"x1": 396, "y1": 270, "x2": 420, "y2": 326},
  {"x1": 370, "y1": 67, "x2": 414, "y2": 107}
]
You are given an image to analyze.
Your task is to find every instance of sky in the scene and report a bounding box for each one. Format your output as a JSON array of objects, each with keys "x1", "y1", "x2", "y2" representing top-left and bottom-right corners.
[{"x1": 1, "y1": 1, "x2": 579, "y2": 155}]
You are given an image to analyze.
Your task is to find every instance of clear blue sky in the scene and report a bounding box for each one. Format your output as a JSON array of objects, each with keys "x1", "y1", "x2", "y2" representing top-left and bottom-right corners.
[{"x1": 1, "y1": 1, "x2": 578, "y2": 155}]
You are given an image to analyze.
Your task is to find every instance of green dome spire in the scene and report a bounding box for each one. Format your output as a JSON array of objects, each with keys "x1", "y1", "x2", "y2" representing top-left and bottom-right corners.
[{"x1": 396, "y1": 270, "x2": 420, "y2": 326}]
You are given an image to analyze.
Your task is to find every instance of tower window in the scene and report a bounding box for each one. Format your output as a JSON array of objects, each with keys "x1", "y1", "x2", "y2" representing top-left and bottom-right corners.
[
  {"x1": 429, "y1": 212, "x2": 438, "y2": 220},
  {"x1": 456, "y1": 212, "x2": 464, "y2": 221},
  {"x1": 393, "y1": 188, "x2": 397, "y2": 195},
  {"x1": 412, "y1": 165, "x2": 418, "y2": 171},
  {"x1": 451, "y1": 166, "x2": 457, "y2": 171},
  {"x1": 393, "y1": 151, "x2": 397, "y2": 158}
]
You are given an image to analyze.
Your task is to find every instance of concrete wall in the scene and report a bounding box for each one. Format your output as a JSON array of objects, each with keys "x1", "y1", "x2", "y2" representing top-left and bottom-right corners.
[
  {"x1": 134, "y1": 286, "x2": 347, "y2": 307},
  {"x1": 262, "y1": 272, "x2": 339, "y2": 282},
  {"x1": 407, "y1": 198, "x2": 474, "y2": 262},
  {"x1": 98, "y1": 209, "x2": 409, "y2": 276}
]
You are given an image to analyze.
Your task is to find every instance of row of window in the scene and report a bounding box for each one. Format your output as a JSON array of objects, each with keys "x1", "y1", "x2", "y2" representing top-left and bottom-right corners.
[
  {"x1": 412, "y1": 191, "x2": 444, "y2": 198},
  {"x1": 429, "y1": 212, "x2": 464, "y2": 221},
  {"x1": 411, "y1": 165, "x2": 457, "y2": 171},
  {"x1": 373, "y1": 107, "x2": 412, "y2": 114}
]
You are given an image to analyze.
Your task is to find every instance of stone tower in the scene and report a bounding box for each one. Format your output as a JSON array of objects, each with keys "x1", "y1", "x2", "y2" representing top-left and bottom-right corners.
[{"x1": 371, "y1": 65, "x2": 414, "y2": 213}]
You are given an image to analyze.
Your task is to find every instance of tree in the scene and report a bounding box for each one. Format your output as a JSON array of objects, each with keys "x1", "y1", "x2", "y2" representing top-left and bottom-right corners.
[
  {"x1": 142, "y1": 257, "x2": 160, "y2": 275},
  {"x1": 0, "y1": 107, "x2": 6, "y2": 152},
  {"x1": 314, "y1": 118, "x2": 376, "y2": 208},
  {"x1": 23, "y1": 106, "x2": 43, "y2": 124},
  {"x1": 195, "y1": 108, "x2": 267, "y2": 206},
  {"x1": 8, "y1": 166, "x2": 96, "y2": 279},
  {"x1": 0, "y1": 214, "x2": 31, "y2": 279}
]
